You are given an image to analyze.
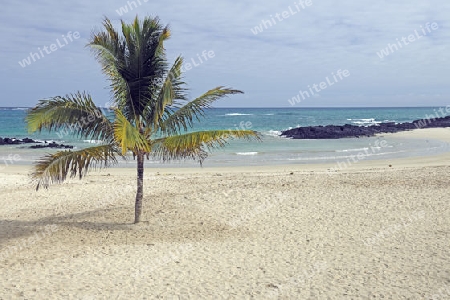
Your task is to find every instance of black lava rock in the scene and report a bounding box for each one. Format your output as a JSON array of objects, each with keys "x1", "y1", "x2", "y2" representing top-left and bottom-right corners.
[
  {"x1": 0, "y1": 137, "x2": 73, "y2": 149},
  {"x1": 281, "y1": 115, "x2": 450, "y2": 139}
]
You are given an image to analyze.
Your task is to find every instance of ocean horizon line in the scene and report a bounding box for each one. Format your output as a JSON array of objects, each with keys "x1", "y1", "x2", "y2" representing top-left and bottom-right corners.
[{"x1": 0, "y1": 106, "x2": 443, "y2": 109}]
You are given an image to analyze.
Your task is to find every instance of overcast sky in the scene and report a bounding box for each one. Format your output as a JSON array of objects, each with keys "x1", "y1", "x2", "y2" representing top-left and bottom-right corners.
[{"x1": 1, "y1": 0, "x2": 448, "y2": 108}]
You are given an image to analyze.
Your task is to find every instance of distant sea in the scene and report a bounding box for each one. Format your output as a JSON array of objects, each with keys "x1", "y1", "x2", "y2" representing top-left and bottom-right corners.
[{"x1": 1, "y1": 107, "x2": 449, "y2": 168}]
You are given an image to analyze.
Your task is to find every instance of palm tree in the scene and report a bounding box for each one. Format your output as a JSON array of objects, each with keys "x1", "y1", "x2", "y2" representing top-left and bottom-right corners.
[{"x1": 26, "y1": 16, "x2": 258, "y2": 224}]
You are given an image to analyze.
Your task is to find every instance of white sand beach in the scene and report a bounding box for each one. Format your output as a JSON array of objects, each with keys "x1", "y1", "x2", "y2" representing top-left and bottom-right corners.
[{"x1": 1, "y1": 128, "x2": 450, "y2": 299}]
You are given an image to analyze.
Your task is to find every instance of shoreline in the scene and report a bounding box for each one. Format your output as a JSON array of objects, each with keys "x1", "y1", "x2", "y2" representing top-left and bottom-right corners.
[{"x1": 2, "y1": 128, "x2": 450, "y2": 176}]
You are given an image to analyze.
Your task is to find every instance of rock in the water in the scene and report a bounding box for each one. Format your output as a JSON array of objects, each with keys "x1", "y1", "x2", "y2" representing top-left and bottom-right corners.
[
  {"x1": 0, "y1": 137, "x2": 73, "y2": 149},
  {"x1": 29, "y1": 142, "x2": 73, "y2": 149},
  {"x1": 21, "y1": 137, "x2": 36, "y2": 143},
  {"x1": 281, "y1": 115, "x2": 450, "y2": 139}
]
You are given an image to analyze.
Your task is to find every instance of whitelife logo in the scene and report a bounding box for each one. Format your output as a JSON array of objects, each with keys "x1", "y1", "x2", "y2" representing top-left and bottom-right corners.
[
  {"x1": 115, "y1": 0, "x2": 149, "y2": 16},
  {"x1": 150, "y1": 50, "x2": 215, "y2": 87},
  {"x1": 414, "y1": 105, "x2": 450, "y2": 129},
  {"x1": 18, "y1": 31, "x2": 81, "y2": 68},
  {"x1": 0, "y1": 154, "x2": 21, "y2": 171},
  {"x1": 180, "y1": 50, "x2": 215, "y2": 72},
  {"x1": 250, "y1": 0, "x2": 313, "y2": 35},
  {"x1": 377, "y1": 22, "x2": 439, "y2": 59},
  {"x1": 288, "y1": 69, "x2": 350, "y2": 106}
]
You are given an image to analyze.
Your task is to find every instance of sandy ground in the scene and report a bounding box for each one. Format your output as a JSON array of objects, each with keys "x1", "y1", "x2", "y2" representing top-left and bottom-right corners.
[{"x1": 0, "y1": 128, "x2": 449, "y2": 299}]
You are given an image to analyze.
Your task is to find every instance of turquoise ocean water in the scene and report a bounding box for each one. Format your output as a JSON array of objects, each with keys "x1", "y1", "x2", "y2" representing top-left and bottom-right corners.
[{"x1": 0, "y1": 107, "x2": 449, "y2": 168}]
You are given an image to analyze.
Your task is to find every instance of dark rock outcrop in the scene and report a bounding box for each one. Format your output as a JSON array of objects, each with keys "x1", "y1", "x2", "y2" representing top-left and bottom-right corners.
[
  {"x1": 281, "y1": 115, "x2": 450, "y2": 139},
  {"x1": 0, "y1": 137, "x2": 73, "y2": 149},
  {"x1": 0, "y1": 137, "x2": 39, "y2": 145},
  {"x1": 29, "y1": 142, "x2": 73, "y2": 149},
  {"x1": 1, "y1": 138, "x2": 21, "y2": 145}
]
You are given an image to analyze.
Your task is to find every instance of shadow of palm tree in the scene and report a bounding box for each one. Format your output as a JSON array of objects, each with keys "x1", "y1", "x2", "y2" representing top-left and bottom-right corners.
[{"x1": 0, "y1": 199, "x2": 244, "y2": 252}]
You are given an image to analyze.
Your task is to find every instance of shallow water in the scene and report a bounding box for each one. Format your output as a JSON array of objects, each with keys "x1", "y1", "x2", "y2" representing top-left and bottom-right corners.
[{"x1": 1, "y1": 107, "x2": 448, "y2": 167}]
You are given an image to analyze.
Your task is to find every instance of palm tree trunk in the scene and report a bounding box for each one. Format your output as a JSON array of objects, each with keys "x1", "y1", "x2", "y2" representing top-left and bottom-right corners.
[{"x1": 134, "y1": 151, "x2": 144, "y2": 223}]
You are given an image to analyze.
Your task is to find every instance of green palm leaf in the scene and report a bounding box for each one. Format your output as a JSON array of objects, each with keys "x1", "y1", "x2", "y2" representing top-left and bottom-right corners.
[
  {"x1": 160, "y1": 87, "x2": 243, "y2": 135},
  {"x1": 89, "y1": 16, "x2": 170, "y2": 121},
  {"x1": 26, "y1": 91, "x2": 114, "y2": 142},
  {"x1": 32, "y1": 145, "x2": 119, "y2": 191},
  {"x1": 148, "y1": 55, "x2": 187, "y2": 129},
  {"x1": 151, "y1": 130, "x2": 260, "y2": 163},
  {"x1": 114, "y1": 109, "x2": 151, "y2": 155}
]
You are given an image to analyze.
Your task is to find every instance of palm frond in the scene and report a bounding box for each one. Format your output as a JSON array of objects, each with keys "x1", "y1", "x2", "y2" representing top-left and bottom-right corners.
[
  {"x1": 26, "y1": 92, "x2": 114, "y2": 142},
  {"x1": 89, "y1": 18, "x2": 132, "y2": 119},
  {"x1": 146, "y1": 55, "x2": 187, "y2": 129},
  {"x1": 114, "y1": 109, "x2": 151, "y2": 155},
  {"x1": 32, "y1": 144, "x2": 119, "y2": 190},
  {"x1": 89, "y1": 18, "x2": 128, "y2": 104},
  {"x1": 160, "y1": 87, "x2": 243, "y2": 135},
  {"x1": 151, "y1": 130, "x2": 260, "y2": 163},
  {"x1": 89, "y1": 16, "x2": 170, "y2": 121}
]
